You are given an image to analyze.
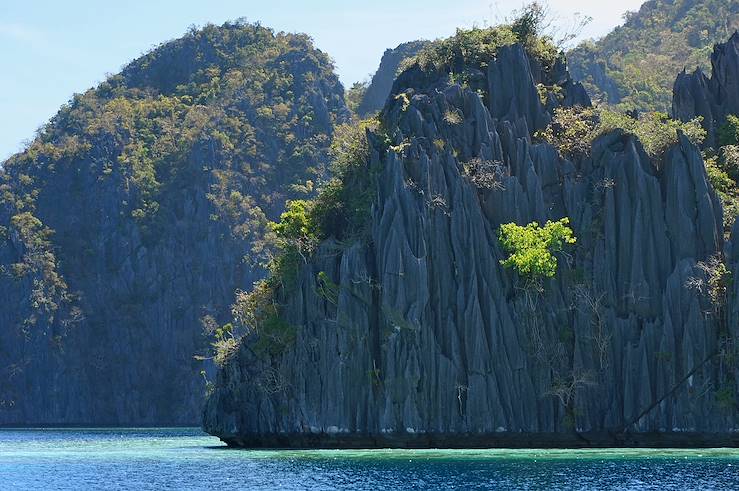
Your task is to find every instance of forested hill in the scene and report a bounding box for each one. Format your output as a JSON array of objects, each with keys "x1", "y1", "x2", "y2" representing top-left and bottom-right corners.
[
  {"x1": 568, "y1": 0, "x2": 739, "y2": 112},
  {"x1": 0, "y1": 21, "x2": 348, "y2": 425}
]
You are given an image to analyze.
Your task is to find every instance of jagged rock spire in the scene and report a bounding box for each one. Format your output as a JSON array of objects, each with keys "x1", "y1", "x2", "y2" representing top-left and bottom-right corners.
[{"x1": 673, "y1": 31, "x2": 739, "y2": 147}]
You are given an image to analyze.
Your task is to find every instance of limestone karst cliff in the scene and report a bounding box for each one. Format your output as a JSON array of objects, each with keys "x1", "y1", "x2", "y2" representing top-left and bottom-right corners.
[
  {"x1": 0, "y1": 22, "x2": 348, "y2": 425},
  {"x1": 204, "y1": 31, "x2": 739, "y2": 447},
  {"x1": 673, "y1": 32, "x2": 739, "y2": 148}
]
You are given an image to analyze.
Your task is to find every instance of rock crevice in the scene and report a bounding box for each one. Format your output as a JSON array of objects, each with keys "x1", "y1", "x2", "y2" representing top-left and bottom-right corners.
[{"x1": 204, "y1": 39, "x2": 739, "y2": 446}]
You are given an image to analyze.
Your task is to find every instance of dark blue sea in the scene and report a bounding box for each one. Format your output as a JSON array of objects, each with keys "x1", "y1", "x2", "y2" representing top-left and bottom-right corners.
[{"x1": 0, "y1": 428, "x2": 737, "y2": 489}]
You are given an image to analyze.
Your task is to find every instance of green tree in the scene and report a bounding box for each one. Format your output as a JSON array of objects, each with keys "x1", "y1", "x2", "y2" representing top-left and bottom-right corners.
[{"x1": 498, "y1": 218, "x2": 576, "y2": 279}]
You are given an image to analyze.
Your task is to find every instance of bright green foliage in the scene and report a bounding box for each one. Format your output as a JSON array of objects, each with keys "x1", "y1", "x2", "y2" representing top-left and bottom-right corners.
[
  {"x1": 568, "y1": 0, "x2": 739, "y2": 112},
  {"x1": 498, "y1": 218, "x2": 577, "y2": 279},
  {"x1": 266, "y1": 200, "x2": 319, "y2": 287},
  {"x1": 718, "y1": 115, "x2": 739, "y2": 147},
  {"x1": 539, "y1": 106, "x2": 706, "y2": 159},
  {"x1": 269, "y1": 200, "x2": 318, "y2": 247}
]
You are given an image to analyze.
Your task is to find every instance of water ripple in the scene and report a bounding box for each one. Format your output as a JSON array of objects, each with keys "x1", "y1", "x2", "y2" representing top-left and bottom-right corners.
[{"x1": 0, "y1": 428, "x2": 737, "y2": 490}]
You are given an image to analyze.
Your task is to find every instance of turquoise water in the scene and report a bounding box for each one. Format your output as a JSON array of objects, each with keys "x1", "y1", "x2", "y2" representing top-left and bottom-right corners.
[{"x1": 0, "y1": 428, "x2": 738, "y2": 490}]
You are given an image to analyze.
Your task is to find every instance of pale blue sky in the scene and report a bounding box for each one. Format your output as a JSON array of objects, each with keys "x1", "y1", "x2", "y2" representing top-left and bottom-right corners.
[{"x1": 0, "y1": 0, "x2": 645, "y2": 159}]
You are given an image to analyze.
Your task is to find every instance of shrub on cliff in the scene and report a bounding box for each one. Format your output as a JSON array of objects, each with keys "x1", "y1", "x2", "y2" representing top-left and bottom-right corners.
[
  {"x1": 498, "y1": 218, "x2": 576, "y2": 279},
  {"x1": 220, "y1": 115, "x2": 387, "y2": 362},
  {"x1": 266, "y1": 199, "x2": 320, "y2": 287},
  {"x1": 231, "y1": 281, "x2": 296, "y2": 359},
  {"x1": 720, "y1": 145, "x2": 739, "y2": 179},
  {"x1": 599, "y1": 110, "x2": 706, "y2": 158},
  {"x1": 262, "y1": 118, "x2": 385, "y2": 286},
  {"x1": 311, "y1": 120, "x2": 379, "y2": 239},
  {"x1": 199, "y1": 279, "x2": 297, "y2": 365},
  {"x1": 536, "y1": 106, "x2": 600, "y2": 159},
  {"x1": 408, "y1": 3, "x2": 560, "y2": 78},
  {"x1": 539, "y1": 106, "x2": 706, "y2": 159},
  {"x1": 413, "y1": 26, "x2": 518, "y2": 74},
  {"x1": 706, "y1": 147, "x2": 739, "y2": 233}
]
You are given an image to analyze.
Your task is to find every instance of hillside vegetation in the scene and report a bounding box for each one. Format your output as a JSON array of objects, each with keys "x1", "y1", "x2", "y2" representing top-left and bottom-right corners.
[
  {"x1": 568, "y1": 0, "x2": 739, "y2": 112},
  {"x1": 0, "y1": 21, "x2": 347, "y2": 425}
]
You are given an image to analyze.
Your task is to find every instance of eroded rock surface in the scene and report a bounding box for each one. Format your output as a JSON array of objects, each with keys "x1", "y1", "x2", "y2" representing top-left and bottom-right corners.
[
  {"x1": 205, "y1": 41, "x2": 739, "y2": 447},
  {"x1": 673, "y1": 32, "x2": 739, "y2": 147}
]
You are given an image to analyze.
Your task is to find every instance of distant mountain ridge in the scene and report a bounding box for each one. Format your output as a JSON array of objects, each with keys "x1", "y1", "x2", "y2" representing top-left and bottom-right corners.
[{"x1": 568, "y1": 0, "x2": 739, "y2": 112}]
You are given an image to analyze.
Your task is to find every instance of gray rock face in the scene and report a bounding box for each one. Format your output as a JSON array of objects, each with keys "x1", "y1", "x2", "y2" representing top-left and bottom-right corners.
[
  {"x1": 673, "y1": 32, "x2": 739, "y2": 147},
  {"x1": 357, "y1": 41, "x2": 429, "y2": 117},
  {"x1": 0, "y1": 178, "x2": 257, "y2": 424},
  {"x1": 729, "y1": 220, "x2": 739, "y2": 339},
  {"x1": 0, "y1": 25, "x2": 348, "y2": 426},
  {"x1": 204, "y1": 42, "x2": 739, "y2": 446}
]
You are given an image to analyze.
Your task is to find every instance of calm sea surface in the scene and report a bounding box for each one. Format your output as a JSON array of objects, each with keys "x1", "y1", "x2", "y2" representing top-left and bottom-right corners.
[{"x1": 0, "y1": 428, "x2": 737, "y2": 490}]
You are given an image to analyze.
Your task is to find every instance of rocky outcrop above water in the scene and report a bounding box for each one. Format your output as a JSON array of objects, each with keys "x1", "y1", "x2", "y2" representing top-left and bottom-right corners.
[
  {"x1": 357, "y1": 41, "x2": 429, "y2": 117},
  {"x1": 204, "y1": 38, "x2": 739, "y2": 447},
  {"x1": 673, "y1": 32, "x2": 739, "y2": 147}
]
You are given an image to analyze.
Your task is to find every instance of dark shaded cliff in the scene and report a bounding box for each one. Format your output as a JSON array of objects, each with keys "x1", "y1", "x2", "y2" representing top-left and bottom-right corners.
[
  {"x1": 673, "y1": 31, "x2": 739, "y2": 147},
  {"x1": 357, "y1": 41, "x2": 429, "y2": 117},
  {"x1": 204, "y1": 27, "x2": 738, "y2": 447},
  {"x1": 0, "y1": 22, "x2": 348, "y2": 425}
]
